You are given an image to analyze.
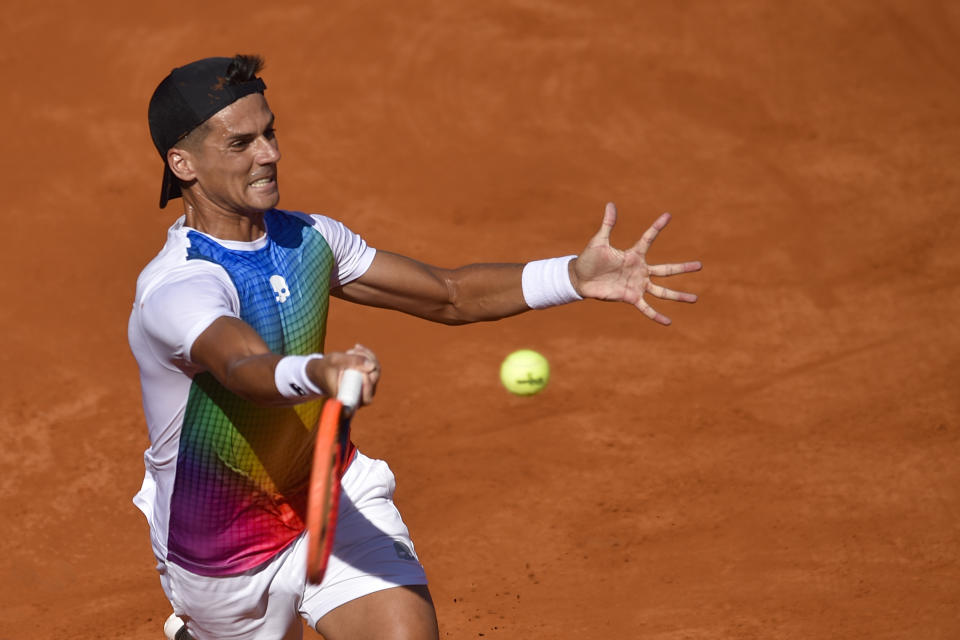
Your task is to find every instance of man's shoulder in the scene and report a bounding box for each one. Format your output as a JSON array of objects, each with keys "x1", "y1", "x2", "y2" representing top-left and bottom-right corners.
[
  {"x1": 134, "y1": 223, "x2": 231, "y2": 304},
  {"x1": 266, "y1": 208, "x2": 356, "y2": 249}
]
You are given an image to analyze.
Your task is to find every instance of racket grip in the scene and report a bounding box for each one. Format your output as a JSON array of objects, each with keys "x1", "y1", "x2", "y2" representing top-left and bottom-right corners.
[{"x1": 338, "y1": 369, "x2": 364, "y2": 409}]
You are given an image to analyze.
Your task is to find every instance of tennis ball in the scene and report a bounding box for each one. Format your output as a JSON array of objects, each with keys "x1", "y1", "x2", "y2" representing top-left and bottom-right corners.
[{"x1": 500, "y1": 349, "x2": 550, "y2": 395}]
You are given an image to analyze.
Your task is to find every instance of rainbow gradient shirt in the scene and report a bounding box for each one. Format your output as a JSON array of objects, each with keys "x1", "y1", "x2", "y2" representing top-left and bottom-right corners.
[{"x1": 129, "y1": 210, "x2": 375, "y2": 576}]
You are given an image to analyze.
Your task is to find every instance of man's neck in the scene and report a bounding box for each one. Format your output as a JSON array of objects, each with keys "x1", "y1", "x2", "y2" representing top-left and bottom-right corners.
[{"x1": 182, "y1": 201, "x2": 268, "y2": 242}]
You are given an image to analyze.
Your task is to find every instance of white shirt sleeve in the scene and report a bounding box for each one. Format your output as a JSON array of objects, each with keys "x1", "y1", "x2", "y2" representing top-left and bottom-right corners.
[
  {"x1": 304, "y1": 214, "x2": 377, "y2": 286},
  {"x1": 139, "y1": 265, "x2": 239, "y2": 365}
]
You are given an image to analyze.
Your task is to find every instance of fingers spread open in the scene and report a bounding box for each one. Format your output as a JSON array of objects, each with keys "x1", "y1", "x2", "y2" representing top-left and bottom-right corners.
[
  {"x1": 646, "y1": 282, "x2": 698, "y2": 303},
  {"x1": 591, "y1": 202, "x2": 618, "y2": 245},
  {"x1": 648, "y1": 261, "x2": 702, "y2": 277},
  {"x1": 633, "y1": 212, "x2": 671, "y2": 256},
  {"x1": 636, "y1": 297, "x2": 672, "y2": 325}
]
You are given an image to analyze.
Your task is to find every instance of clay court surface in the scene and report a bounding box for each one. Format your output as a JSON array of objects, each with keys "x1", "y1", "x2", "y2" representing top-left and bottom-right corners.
[{"x1": 2, "y1": 1, "x2": 958, "y2": 638}]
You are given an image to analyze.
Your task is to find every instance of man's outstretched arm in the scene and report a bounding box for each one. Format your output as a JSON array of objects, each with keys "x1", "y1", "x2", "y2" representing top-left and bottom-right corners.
[{"x1": 334, "y1": 202, "x2": 702, "y2": 325}]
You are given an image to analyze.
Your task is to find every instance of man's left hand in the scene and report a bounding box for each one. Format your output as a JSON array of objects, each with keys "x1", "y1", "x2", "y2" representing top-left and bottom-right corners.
[{"x1": 571, "y1": 202, "x2": 703, "y2": 325}]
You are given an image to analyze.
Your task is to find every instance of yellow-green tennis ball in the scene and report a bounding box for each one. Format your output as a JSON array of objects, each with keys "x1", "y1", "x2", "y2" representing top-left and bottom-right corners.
[{"x1": 500, "y1": 349, "x2": 550, "y2": 395}]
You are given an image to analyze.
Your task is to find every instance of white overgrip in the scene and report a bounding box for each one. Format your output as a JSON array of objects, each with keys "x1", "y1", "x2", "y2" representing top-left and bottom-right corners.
[{"x1": 337, "y1": 369, "x2": 364, "y2": 410}]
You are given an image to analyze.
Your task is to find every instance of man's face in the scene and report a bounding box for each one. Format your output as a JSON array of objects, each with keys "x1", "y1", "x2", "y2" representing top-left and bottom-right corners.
[{"x1": 186, "y1": 93, "x2": 281, "y2": 214}]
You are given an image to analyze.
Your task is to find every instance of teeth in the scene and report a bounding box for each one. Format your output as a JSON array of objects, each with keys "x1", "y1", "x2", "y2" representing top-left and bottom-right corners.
[{"x1": 251, "y1": 178, "x2": 271, "y2": 187}]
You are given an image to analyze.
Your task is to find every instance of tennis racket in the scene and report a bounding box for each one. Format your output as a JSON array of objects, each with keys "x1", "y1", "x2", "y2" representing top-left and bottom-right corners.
[{"x1": 305, "y1": 368, "x2": 363, "y2": 584}]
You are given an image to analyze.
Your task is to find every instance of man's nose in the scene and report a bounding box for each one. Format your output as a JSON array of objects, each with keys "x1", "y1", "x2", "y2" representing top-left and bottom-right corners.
[{"x1": 255, "y1": 136, "x2": 281, "y2": 164}]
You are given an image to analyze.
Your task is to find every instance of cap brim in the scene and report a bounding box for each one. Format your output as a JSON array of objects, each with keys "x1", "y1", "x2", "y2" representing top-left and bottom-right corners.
[{"x1": 159, "y1": 163, "x2": 182, "y2": 208}]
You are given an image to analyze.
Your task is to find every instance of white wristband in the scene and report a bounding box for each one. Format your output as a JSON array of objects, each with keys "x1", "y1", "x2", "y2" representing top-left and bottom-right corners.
[
  {"x1": 521, "y1": 255, "x2": 583, "y2": 309},
  {"x1": 274, "y1": 354, "x2": 325, "y2": 399}
]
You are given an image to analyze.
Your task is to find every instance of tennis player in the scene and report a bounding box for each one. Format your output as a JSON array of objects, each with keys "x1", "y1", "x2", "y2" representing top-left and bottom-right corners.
[{"x1": 130, "y1": 54, "x2": 701, "y2": 640}]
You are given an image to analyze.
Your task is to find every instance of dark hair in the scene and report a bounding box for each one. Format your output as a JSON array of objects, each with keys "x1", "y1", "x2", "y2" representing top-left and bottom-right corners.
[{"x1": 224, "y1": 54, "x2": 265, "y2": 85}]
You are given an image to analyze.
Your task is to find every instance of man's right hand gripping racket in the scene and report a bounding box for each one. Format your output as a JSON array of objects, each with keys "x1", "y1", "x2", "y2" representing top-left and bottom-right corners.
[{"x1": 305, "y1": 368, "x2": 364, "y2": 584}]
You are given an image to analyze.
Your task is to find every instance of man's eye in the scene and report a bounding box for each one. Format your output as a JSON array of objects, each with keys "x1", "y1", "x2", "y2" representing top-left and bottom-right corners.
[{"x1": 265, "y1": 128, "x2": 277, "y2": 139}]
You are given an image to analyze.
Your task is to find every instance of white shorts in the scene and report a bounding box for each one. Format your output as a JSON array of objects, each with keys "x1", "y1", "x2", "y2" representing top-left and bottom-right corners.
[{"x1": 158, "y1": 452, "x2": 428, "y2": 640}]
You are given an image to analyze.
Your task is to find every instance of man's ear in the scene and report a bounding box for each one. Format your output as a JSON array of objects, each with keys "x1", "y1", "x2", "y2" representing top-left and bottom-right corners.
[{"x1": 167, "y1": 147, "x2": 197, "y2": 183}]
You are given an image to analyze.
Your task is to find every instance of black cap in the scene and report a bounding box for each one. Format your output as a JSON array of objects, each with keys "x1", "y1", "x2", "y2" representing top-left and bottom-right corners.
[{"x1": 148, "y1": 57, "x2": 267, "y2": 208}]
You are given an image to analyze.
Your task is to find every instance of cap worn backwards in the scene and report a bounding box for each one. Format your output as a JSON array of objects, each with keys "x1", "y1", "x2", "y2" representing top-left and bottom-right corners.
[{"x1": 148, "y1": 56, "x2": 267, "y2": 208}]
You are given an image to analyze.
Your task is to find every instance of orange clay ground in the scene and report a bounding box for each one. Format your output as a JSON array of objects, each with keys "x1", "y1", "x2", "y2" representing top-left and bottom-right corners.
[{"x1": 1, "y1": 1, "x2": 958, "y2": 638}]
